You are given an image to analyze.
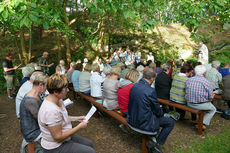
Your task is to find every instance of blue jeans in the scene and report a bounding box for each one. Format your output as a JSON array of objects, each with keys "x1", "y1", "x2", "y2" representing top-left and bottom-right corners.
[
  {"x1": 156, "y1": 117, "x2": 174, "y2": 145},
  {"x1": 82, "y1": 90, "x2": 90, "y2": 95}
]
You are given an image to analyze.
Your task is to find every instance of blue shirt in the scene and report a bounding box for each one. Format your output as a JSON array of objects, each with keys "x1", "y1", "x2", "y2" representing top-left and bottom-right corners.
[
  {"x1": 72, "y1": 70, "x2": 81, "y2": 92},
  {"x1": 219, "y1": 68, "x2": 230, "y2": 77}
]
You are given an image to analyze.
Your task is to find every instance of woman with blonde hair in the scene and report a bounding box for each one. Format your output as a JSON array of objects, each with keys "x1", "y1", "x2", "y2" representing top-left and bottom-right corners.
[
  {"x1": 118, "y1": 69, "x2": 139, "y2": 115},
  {"x1": 38, "y1": 74, "x2": 95, "y2": 153},
  {"x1": 102, "y1": 66, "x2": 121, "y2": 110},
  {"x1": 20, "y1": 72, "x2": 48, "y2": 151}
]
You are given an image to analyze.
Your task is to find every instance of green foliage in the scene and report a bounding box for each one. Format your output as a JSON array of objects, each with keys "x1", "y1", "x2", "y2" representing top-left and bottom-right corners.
[
  {"x1": 210, "y1": 45, "x2": 230, "y2": 66},
  {"x1": 0, "y1": 67, "x2": 7, "y2": 94}
]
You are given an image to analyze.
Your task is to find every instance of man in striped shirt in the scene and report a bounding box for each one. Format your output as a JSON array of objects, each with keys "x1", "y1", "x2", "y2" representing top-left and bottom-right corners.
[
  {"x1": 170, "y1": 65, "x2": 195, "y2": 119},
  {"x1": 185, "y1": 65, "x2": 216, "y2": 128}
]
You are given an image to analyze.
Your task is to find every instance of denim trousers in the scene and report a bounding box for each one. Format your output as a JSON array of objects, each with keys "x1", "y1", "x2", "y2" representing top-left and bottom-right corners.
[{"x1": 156, "y1": 116, "x2": 175, "y2": 145}]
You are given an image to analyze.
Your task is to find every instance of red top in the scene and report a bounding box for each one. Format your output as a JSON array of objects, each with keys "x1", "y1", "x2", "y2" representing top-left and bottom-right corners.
[
  {"x1": 66, "y1": 64, "x2": 70, "y2": 72},
  {"x1": 118, "y1": 83, "x2": 134, "y2": 113}
]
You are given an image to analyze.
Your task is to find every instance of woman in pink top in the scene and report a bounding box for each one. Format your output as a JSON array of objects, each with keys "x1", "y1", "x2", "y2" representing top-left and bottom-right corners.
[
  {"x1": 38, "y1": 74, "x2": 95, "y2": 153},
  {"x1": 118, "y1": 69, "x2": 139, "y2": 115}
]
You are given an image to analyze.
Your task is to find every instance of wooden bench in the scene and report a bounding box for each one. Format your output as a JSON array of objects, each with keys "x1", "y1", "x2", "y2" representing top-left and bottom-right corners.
[
  {"x1": 76, "y1": 92, "x2": 127, "y2": 126},
  {"x1": 157, "y1": 98, "x2": 205, "y2": 135},
  {"x1": 69, "y1": 89, "x2": 149, "y2": 153},
  {"x1": 26, "y1": 142, "x2": 37, "y2": 153},
  {"x1": 214, "y1": 94, "x2": 223, "y2": 100}
]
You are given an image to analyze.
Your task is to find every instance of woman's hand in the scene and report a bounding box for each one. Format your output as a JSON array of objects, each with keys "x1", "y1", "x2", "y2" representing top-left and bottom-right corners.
[
  {"x1": 77, "y1": 116, "x2": 85, "y2": 122},
  {"x1": 78, "y1": 121, "x2": 88, "y2": 129}
]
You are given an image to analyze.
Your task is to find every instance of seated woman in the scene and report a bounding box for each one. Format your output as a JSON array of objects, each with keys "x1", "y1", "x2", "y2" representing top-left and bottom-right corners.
[
  {"x1": 102, "y1": 66, "x2": 121, "y2": 110},
  {"x1": 90, "y1": 63, "x2": 104, "y2": 98},
  {"x1": 118, "y1": 69, "x2": 139, "y2": 115},
  {"x1": 155, "y1": 63, "x2": 172, "y2": 112},
  {"x1": 20, "y1": 72, "x2": 48, "y2": 145},
  {"x1": 79, "y1": 63, "x2": 91, "y2": 95},
  {"x1": 155, "y1": 63, "x2": 172, "y2": 100},
  {"x1": 21, "y1": 66, "x2": 34, "y2": 86},
  {"x1": 72, "y1": 63, "x2": 83, "y2": 92},
  {"x1": 38, "y1": 74, "x2": 95, "y2": 153}
]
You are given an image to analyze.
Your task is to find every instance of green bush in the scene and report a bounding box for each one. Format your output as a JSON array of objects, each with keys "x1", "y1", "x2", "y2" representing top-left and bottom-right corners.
[
  {"x1": 210, "y1": 45, "x2": 230, "y2": 67},
  {"x1": 0, "y1": 66, "x2": 7, "y2": 94}
]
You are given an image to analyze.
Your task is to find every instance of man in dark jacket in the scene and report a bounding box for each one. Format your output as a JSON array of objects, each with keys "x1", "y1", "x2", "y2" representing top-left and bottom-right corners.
[{"x1": 127, "y1": 69, "x2": 174, "y2": 151}]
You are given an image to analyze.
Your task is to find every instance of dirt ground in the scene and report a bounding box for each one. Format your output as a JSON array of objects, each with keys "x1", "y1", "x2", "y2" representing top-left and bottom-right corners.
[{"x1": 0, "y1": 93, "x2": 230, "y2": 153}]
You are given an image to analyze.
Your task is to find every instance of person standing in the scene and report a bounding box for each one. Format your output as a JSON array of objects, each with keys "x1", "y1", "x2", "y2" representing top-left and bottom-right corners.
[
  {"x1": 147, "y1": 52, "x2": 154, "y2": 63},
  {"x1": 2, "y1": 53, "x2": 19, "y2": 99},
  {"x1": 135, "y1": 50, "x2": 141, "y2": 64},
  {"x1": 59, "y1": 60, "x2": 66, "y2": 74},
  {"x1": 198, "y1": 42, "x2": 209, "y2": 65},
  {"x1": 38, "y1": 52, "x2": 52, "y2": 75}
]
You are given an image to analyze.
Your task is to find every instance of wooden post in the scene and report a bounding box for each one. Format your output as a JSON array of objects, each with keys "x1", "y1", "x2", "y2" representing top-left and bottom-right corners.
[
  {"x1": 197, "y1": 112, "x2": 204, "y2": 135},
  {"x1": 142, "y1": 135, "x2": 148, "y2": 153}
]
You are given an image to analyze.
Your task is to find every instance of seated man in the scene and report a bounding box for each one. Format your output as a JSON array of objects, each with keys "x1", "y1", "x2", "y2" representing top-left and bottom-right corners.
[
  {"x1": 205, "y1": 61, "x2": 222, "y2": 94},
  {"x1": 170, "y1": 65, "x2": 196, "y2": 120},
  {"x1": 185, "y1": 65, "x2": 216, "y2": 129},
  {"x1": 127, "y1": 69, "x2": 174, "y2": 152},
  {"x1": 219, "y1": 62, "x2": 230, "y2": 77}
]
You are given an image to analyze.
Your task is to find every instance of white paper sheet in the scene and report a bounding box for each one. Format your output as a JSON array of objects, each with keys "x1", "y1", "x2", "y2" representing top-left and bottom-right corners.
[
  {"x1": 83, "y1": 106, "x2": 97, "y2": 122},
  {"x1": 63, "y1": 98, "x2": 74, "y2": 107}
]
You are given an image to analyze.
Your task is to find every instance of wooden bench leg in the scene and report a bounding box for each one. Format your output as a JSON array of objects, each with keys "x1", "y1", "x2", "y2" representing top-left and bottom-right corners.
[
  {"x1": 197, "y1": 112, "x2": 204, "y2": 135},
  {"x1": 142, "y1": 135, "x2": 148, "y2": 153},
  {"x1": 93, "y1": 110, "x2": 99, "y2": 118},
  {"x1": 26, "y1": 143, "x2": 36, "y2": 153}
]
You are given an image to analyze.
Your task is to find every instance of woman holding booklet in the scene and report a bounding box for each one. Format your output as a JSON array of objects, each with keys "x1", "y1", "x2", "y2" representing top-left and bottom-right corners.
[{"x1": 38, "y1": 74, "x2": 96, "y2": 153}]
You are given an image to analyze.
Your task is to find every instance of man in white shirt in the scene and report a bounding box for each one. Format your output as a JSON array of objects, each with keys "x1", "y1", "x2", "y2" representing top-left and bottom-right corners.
[
  {"x1": 135, "y1": 51, "x2": 141, "y2": 64},
  {"x1": 90, "y1": 63, "x2": 105, "y2": 98},
  {"x1": 198, "y1": 42, "x2": 209, "y2": 65},
  {"x1": 147, "y1": 52, "x2": 154, "y2": 63},
  {"x1": 83, "y1": 58, "x2": 88, "y2": 70},
  {"x1": 98, "y1": 58, "x2": 104, "y2": 72},
  {"x1": 59, "y1": 59, "x2": 66, "y2": 74}
]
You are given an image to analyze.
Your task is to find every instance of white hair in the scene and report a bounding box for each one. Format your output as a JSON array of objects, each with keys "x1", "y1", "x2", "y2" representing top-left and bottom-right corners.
[
  {"x1": 212, "y1": 61, "x2": 221, "y2": 69},
  {"x1": 30, "y1": 71, "x2": 44, "y2": 81},
  {"x1": 195, "y1": 65, "x2": 206, "y2": 75},
  {"x1": 103, "y1": 66, "x2": 111, "y2": 75},
  {"x1": 162, "y1": 63, "x2": 170, "y2": 72},
  {"x1": 22, "y1": 67, "x2": 34, "y2": 77},
  {"x1": 43, "y1": 52, "x2": 48, "y2": 55},
  {"x1": 91, "y1": 63, "x2": 99, "y2": 72}
]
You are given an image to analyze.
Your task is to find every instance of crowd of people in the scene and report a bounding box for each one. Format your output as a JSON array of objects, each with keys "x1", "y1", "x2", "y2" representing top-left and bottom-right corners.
[{"x1": 2, "y1": 43, "x2": 230, "y2": 153}]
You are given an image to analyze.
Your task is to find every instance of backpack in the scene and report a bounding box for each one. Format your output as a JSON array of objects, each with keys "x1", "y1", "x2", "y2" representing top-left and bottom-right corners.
[{"x1": 221, "y1": 108, "x2": 230, "y2": 120}]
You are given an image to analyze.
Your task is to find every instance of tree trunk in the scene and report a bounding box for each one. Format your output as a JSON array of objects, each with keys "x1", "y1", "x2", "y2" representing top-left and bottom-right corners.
[
  {"x1": 19, "y1": 29, "x2": 28, "y2": 64},
  {"x1": 98, "y1": 17, "x2": 105, "y2": 53},
  {"x1": 28, "y1": 26, "x2": 32, "y2": 62},
  {"x1": 63, "y1": 0, "x2": 71, "y2": 63},
  {"x1": 56, "y1": 32, "x2": 62, "y2": 61}
]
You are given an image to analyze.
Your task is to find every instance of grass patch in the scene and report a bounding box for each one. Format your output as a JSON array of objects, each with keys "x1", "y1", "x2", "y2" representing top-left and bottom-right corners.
[{"x1": 174, "y1": 128, "x2": 230, "y2": 153}]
